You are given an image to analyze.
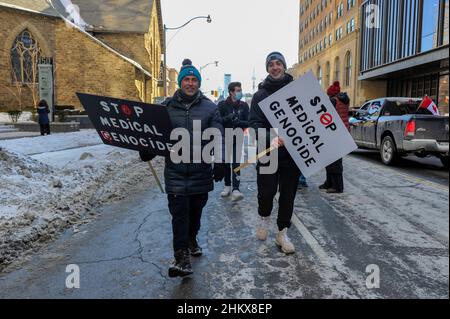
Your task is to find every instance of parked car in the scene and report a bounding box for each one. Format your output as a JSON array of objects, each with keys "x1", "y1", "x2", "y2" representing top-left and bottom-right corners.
[{"x1": 350, "y1": 97, "x2": 449, "y2": 168}]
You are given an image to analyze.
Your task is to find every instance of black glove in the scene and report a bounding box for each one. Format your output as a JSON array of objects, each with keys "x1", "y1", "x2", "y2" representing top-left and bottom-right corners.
[
  {"x1": 139, "y1": 150, "x2": 157, "y2": 162},
  {"x1": 231, "y1": 116, "x2": 241, "y2": 127},
  {"x1": 223, "y1": 113, "x2": 238, "y2": 122},
  {"x1": 213, "y1": 163, "x2": 225, "y2": 182}
]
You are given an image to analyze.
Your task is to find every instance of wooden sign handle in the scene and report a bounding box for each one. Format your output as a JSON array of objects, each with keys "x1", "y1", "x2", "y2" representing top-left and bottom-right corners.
[
  {"x1": 148, "y1": 162, "x2": 165, "y2": 193},
  {"x1": 233, "y1": 146, "x2": 276, "y2": 174}
]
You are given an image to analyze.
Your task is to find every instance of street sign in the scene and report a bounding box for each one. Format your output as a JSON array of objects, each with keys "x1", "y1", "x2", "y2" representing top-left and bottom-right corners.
[
  {"x1": 38, "y1": 63, "x2": 53, "y2": 122},
  {"x1": 257, "y1": 71, "x2": 358, "y2": 177}
]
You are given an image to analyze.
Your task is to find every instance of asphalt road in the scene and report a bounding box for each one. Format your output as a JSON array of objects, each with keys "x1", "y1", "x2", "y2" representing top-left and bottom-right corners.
[{"x1": 0, "y1": 152, "x2": 448, "y2": 299}]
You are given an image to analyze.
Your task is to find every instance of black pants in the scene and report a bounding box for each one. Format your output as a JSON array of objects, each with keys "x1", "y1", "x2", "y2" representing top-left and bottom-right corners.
[
  {"x1": 256, "y1": 157, "x2": 301, "y2": 231},
  {"x1": 224, "y1": 163, "x2": 240, "y2": 190},
  {"x1": 324, "y1": 159, "x2": 344, "y2": 192},
  {"x1": 224, "y1": 141, "x2": 242, "y2": 190},
  {"x1": 167, "y1": 193, "x2": 208, "y2": 252},
  {"x1": 40, "y1": 124, "x2": 50, "y2": 135}
]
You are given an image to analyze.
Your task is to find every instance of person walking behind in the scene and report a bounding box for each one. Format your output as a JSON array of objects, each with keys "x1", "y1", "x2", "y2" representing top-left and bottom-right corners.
[
  {"x1": 319, "y1": 81, "x2": 350, "y2": 194},
  {"x1": 218, "y1": 82, "x2": 249, "y2": 202}
]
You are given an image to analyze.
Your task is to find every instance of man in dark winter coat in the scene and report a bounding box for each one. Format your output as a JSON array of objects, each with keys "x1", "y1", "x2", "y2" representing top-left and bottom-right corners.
[
  {"x1": 249, "y1": 52, "x2": 301, "y2": 255},
  {"x1": 218, "y1": 81, "x2": 249, "y2": 202},
  {"x1": 319, "y1": 81, "x2": 350, "y2": 194},
  {"x1": 139, "y1": 59, "x2": 225, "y2": 278}
]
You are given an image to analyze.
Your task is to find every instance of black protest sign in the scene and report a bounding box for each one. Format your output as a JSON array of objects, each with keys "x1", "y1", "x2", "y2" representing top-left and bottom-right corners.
[{"x1": 77, "y1": 93, "x2": 173, "y2": 156}]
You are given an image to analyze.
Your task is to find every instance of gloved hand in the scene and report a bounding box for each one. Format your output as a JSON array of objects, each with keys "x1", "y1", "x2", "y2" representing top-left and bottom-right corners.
[
  {"x1": 231, "y1": 116, "x2": 241, "y2": 127},
  {"x1": 139, "y1": 150, "x2": 157, "y2": 162},
  {"x1": 213, "y1": 163, "x2": 225, "y2": 182},
  {"x1": 223, "y1": 113, "x2": 238, "y2": 122}
]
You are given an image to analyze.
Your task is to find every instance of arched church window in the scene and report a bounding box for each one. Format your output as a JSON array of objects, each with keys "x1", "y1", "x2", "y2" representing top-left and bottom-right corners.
[{"x1": 10, "y1": 29, "x2": 41, "y2": 83}]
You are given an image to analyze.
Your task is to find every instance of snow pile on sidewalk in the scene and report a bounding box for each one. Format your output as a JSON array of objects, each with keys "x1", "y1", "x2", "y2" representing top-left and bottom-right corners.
[{"x1": 0, "y1": 131, "x2": 163, "y2": 270}]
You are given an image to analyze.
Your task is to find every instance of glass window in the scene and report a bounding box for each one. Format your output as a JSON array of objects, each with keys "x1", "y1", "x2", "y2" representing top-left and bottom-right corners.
[
  {"x1": 360, "y1": 102, "x2": 371, "y2": 111},
  {"x1": 344, "y1": 52, "x2": 352, "y2": 87},
  {"x1": 325, "y1": 61, "x2": 330, "y2": 87},
  {"x1": 368, "y1": 101, "x2": 382, "y2": 116},
  {"x1": 318, "y1": 66, "x2": 323, "y2": 86},
  {"x1": 421, "y1": 0, "x2": 440, "y2": 52},
  {"x1": 334, "y1": 57, "x2": 340, "y2": 82},
  {"x1": 438, "y1": 74, "x2": 449, "y2": 115},
  {"x1": 444, "y1": 0, "x2": 449, "y2": 45},
  {"x1": 10, "y1": 29, "x2": 41, "y2": 83}
]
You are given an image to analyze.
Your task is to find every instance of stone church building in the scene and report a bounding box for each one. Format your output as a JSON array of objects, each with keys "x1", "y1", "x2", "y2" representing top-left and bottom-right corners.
[{"x1": 0, "y1": 0, "x2": 170, "y2": 112}]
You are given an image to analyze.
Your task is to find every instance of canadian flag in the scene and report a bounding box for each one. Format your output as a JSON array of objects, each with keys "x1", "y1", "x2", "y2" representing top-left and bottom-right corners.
[{"x1": 419, "y1": 96, "x2": 440, "y2": 115}]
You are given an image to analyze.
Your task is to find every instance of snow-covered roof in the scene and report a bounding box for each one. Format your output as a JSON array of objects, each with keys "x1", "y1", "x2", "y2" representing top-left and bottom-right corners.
[
  {"x1": 0, "y1": 1, "x2": 163, "y2": 35},
  {"x1": 0, "y1": 0, "x2": 59, "y2": 17},
  {"x1": 0, "y1": 0, "x2": 155, "y2": 78}
]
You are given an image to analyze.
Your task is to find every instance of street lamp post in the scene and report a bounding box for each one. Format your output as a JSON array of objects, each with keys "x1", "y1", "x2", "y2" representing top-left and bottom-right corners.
[
  {"x1": 199, "y1": 61, "x2": 219, "y2": 74},
  {"x1": 163, "y1": 15, "x2": 212, "y2": 97}
]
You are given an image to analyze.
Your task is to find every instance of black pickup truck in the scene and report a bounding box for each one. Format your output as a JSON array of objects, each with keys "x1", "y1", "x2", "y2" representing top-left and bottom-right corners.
[{"x1": 349, "y1": 98, "x2": 449, "y2": 168}]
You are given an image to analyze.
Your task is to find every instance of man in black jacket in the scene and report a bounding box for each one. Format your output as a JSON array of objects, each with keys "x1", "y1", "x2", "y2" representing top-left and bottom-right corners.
[
  {"x1": 249, "y1": 52, "x2": 301, "y2": 255},
  {"x1": 140, "y1": 59, "x2": 225, "y2": 278},
  {"x1": 218, "y1": 82, "x2": 249, "y2": 202}
]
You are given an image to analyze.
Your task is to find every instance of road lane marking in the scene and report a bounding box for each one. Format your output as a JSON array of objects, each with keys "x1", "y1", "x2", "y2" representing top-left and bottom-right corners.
[{"x1": 291, "y1": 214, "x2": 332, "y2": 267}]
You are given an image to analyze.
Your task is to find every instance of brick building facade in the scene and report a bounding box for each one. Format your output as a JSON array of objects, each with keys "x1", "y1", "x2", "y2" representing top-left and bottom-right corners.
[{"x1": 0, "y1": 0, "x2": 165, "y2": 111}]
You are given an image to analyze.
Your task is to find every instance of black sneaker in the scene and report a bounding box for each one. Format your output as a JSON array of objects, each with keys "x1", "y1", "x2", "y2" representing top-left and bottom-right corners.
[
  {"x1": 168, "y1": 249, "x2": 193, "y2": 278},
  {"x1": 326, "y1": 188, "x2": 343, "y2": 194},
  {"x1": 189, "y1": 238, "x2": 203, "y2": 257},
  {"x1": 319, "y1": 183, "x2": 330, "y2": 190}
]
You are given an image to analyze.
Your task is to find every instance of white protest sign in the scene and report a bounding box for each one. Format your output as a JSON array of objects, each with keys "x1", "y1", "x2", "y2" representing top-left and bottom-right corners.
[{"x1": 258, "y1": 71, "x2": 357, "y2": 178}]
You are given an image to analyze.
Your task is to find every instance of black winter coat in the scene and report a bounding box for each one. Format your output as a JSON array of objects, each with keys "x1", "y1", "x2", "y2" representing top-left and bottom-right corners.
[
  {"x1": 162, "y1": 91, "x2": 224, "y2": 195},
  {"x1": 218, "y1": 98, "x2": 250, "y2": 129},
  {"x1": 37, "y1": 106, "x2": 50, "y2": 125},
  {"x1": 249, "y1": 74, "x2": 294, "y2": 160}
]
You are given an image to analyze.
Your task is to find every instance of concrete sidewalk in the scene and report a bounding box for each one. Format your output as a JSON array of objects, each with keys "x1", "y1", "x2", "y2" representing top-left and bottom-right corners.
[{"x1": 0, "y1": 131, "x2": 41, "y2": 140}]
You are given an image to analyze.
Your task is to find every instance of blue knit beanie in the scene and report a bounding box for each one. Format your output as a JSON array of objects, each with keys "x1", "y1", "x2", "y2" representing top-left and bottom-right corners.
[
  {"x1": 266, "y1": 52, "x2": 287, "y2": 71},
  {"x1": 178, "y1": 59, "x2": 202, "y2": 87}
]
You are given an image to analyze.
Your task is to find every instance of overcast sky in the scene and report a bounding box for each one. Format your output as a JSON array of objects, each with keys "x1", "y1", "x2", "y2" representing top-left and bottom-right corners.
[{"x1": 161, "y1": 0, "x2": 299, "y2": 95}]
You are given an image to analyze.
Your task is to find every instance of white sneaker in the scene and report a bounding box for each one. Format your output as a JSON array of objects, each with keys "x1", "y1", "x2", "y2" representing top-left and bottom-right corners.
[
  {"x1": 256, "y1": 216, "x2": 270, "y2": 241},
  {"x1": 221, "y1": 186, "x2": 231, "y2": 197},
  {"x1": 231, "y1": 189, "x2": 244, "y2": 202},
  {"x1": 275, "y1": 228, "x2": 295, "y2": 254}
]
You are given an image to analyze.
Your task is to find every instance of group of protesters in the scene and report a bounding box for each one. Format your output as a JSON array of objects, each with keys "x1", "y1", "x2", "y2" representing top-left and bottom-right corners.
[{"x1": 139, "y1": 52, "x2": 350, "y2": 278}]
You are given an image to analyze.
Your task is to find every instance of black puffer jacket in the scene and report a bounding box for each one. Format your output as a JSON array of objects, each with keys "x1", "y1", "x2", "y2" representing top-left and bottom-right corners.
[
  {"x1": 249, "y1": 74, "x2": 294, "y2": 160},
  {"x1": 162, "y1": 90, "x2": 224, "y2": 195},
  {"x1": 218, "y1": 97, "x2": 250, "y2": 129}
]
